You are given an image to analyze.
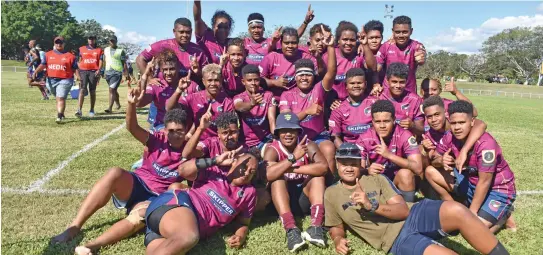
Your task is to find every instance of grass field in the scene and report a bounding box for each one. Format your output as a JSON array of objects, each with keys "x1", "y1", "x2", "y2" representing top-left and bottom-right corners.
[{"x1": 1, "y1": 70, "x2": 543, "y2": 255}]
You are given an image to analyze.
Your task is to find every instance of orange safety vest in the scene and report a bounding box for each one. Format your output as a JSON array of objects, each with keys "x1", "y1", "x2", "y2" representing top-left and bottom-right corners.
[
  {"x1": 78, "y1": 46, "x2": 102, "y2": 71},
  {"x1": 45, "y1": 51, "x2": 76, "y2": 79}
]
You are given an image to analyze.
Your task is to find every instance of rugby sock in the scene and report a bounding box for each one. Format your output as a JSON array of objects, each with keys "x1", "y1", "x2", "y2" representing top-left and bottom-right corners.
[
  {"x1": 401, "y1": 190, "x2": 416, "y2": 202},
  {"x1": 279, "y1": 212, "x2": 296, "y2": 230},
  {"x1": 310, "y1": 204, "x2": 324, "y2": 226},
  {"x1": 489, "y1": 241, "x2": 509, "y2": 255}
]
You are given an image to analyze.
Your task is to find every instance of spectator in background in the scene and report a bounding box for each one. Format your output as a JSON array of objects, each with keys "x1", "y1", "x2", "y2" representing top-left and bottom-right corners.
[
  {"x1": 103, "y1": 35, "x2": 130, "y2": 114},
  {"x1": 76, "y1": 35, "x2": 103, "y2": 118},
  {"x1": 33, "y1": 36, "x2": 78, "y2": 123}
]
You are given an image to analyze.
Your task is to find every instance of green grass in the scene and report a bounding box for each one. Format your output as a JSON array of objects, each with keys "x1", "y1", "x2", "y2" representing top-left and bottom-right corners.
[
  {"x1": 2, "y1": 72, "x2": 543, "y2": 254},
  {"x1": 1, "y1": 60, "x2": 27, "y2": 67}
]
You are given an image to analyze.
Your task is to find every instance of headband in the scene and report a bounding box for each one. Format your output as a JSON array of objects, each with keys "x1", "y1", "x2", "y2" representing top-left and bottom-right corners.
[
  {"x1": 295, "y1": 67, "x2": 315, "y2": 77},
  {"x1": 248, "y1": 19, "x2": 264, "y2": 27}
]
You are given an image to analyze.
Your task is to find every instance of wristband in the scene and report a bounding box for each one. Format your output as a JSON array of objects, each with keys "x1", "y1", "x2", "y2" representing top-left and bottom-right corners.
[{"x1": 195, "y1": 158, "x2": 215, "y2": 170}]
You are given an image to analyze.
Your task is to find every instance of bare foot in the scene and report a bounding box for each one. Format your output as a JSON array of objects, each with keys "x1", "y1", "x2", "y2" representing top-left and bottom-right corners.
[
  {"x1": 505, "y1": 215, "x2": 517, "y2": 232},
  {"x1": 50, "y1": 226, "x2": 81, "y2": 244},
  {"x1": 75, "y1": 246, "x2": 93, "y2": 255}
]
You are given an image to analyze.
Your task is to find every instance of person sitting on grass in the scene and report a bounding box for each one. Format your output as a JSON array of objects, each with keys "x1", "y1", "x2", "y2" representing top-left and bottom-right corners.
[
  {"x1": 325, "y1": 142, "x2": 511, "y2": 255},
  {"x1": 263, "y1": 113, "x2": 328, "y2": 252},
  {"x1": 51, "y1": 87, "x2": 189, "y2": 255},
  {"x1": 144, "y1": 151, "x2": 258, "y2": 254},
  {"x1": 429, "y1": 100, "x2": 517, "y2": 233}
]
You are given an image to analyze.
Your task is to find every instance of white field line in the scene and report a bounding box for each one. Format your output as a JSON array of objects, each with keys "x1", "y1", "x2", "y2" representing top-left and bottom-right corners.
[{"x1": 25, "y1": 123, "x2": 126, "y2": 192}]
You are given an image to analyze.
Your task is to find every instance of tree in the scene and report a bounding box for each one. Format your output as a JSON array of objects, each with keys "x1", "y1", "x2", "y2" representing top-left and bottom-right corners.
[
  {"x1": 482, "y1": 26, "x2": 543, "y2": 84},
  {"x1": 118, "y1": 42, "x2": 142, "y2": 60},
  {"x1": 1, "y1": 1, "x2": 84, "y2": 59},
  {"x1": 458, "y1": 54, "x2": 486, "y2": 82},
  {"x1": 235, "y1": 25, "x2": 309, "y2": 47},
  {"x1": 417, "y1": 50, "x2": 453, "y2": 79},
  {"x1": 78, "y1": 19, "x2": 115, "y2": 48}
]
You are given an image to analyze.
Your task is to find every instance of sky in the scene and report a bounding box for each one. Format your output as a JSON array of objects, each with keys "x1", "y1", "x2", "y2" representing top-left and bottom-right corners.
[{"x1": 68, "y1": 1, "x2": 543, "y2": 55}]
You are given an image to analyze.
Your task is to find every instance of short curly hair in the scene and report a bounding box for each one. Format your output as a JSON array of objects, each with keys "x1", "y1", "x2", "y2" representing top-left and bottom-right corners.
[
  {"x1": 393, "y1": 15, "x2": 412, "y2": 28},
  {"x1": 164, "y1": 108, "x2": 188, "y2": 126},
  {"x1": 386, "y1": 62, "x2": 409, "y2": 80},
  {"x1": 202, "y1": 63, "x2": 222, "y2": 79},
  {"x1": 212, "y1": 10, "x2": 234, "y2": 35},
  {"x1": 309, "y1": 23, "x2": 331, "y2": 37},
  {"x1": 247, "y1": 13, "x2": 264, "y2": 24},
  {"x1": 227, "y1": 37, "x2": 245, "y2": 49},
  {"x1": 174, "y1": 18, "x2": 192, "y2": 28},
  {"x1": 422, "y1": 95, "x2": 445, "y2": 111},
  {"x1": 448, "y1": 100, "x2": 473, "y2": 117},
  {"x1": 364, "y1": 20, "x2": 384, "y2": 35},
  {"x1": 156, "y1": 49, "x2": 179, "y2": 67},
  {"x1": 294, "y1": 58, "x2": 315, "y2": 71},
  {"x1": 215, "y1": 111, "x2": 239, "y2": 130},
  {"x1": 242, "y1": 64, "x2": 260, "y2": 77},
  {"x1": 345, "y1": 68, "x2": 366, "y2": 80},
  {"x1": 371, "y1": 100, "x2": 395, "y2": 119},
  {"x1": 335, "y1": 21, "x2": 358, "y2": 43}
]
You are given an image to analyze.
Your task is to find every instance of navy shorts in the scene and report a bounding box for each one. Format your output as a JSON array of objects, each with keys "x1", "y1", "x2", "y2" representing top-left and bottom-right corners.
[
  {"x1": 144, "y1": 190, "x2": 198, "y2": 246},
  {"x1": 390, "y1": 199, "x2": 449, "y2": 255},
  {"x1": 286, "y1": 180, "x2": 311, "y2": 216},
  {"x1": 312, "y1": 131, "x2": 331, "y2": 145},
  {"x1": 454, "y1": 168, "x2": 515, "y2": 224},
  {"x1": 112, "y1": 172, "x2": 157, "y2": 214}
]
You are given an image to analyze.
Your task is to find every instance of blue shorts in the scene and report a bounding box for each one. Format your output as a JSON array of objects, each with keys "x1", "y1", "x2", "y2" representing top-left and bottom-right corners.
[
  {"x1": 147, "y1": 102, "x2": 158, "y2": 125},
  {"x1": 105, "y1": 71, "x2": 122, "y2": 89},
  {"x1": 112, "y1": 172, "x2": 157, "y2": 214},
  {"x1": 312, "y1": 131, "x2": 331, "y2": 145},
  {"x1": 255, "y1": 134, "x2": 274, "y2": 150},
  {"x1": 390, "y1": 199, "x2": 449, "y2": 255},
  {"x1": 144, "y1": 190, "x2": 198, "y2": 246},
  {"x1": 454, "y1": 169, "x2": 515, "y2": 224},
  {"x1": 47, "y1": 78, "x2": 74, "y2": 99}
]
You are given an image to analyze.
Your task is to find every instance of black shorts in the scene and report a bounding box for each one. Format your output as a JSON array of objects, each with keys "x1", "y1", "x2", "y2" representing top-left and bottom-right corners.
[
  {"x1": 79, "y1": 70, "x2": 98, "y2": 92},
  {"x1": 286, "y1": 180, "x2": 311, "y2": 216}
]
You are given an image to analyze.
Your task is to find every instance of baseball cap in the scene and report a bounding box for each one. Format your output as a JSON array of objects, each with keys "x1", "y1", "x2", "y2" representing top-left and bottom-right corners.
[
  {"x1": 108, "y1": 35, "x2": 118, "y2": 42},
  {"x1": 274, "y1": 113, "x2": 302, "y2": 136},
  {"x1": 335, "y1": 143, "x2": 362, "y2": 159},
  {"x1": 53, "y1": 36, "x2": 64, "y2": 43}
]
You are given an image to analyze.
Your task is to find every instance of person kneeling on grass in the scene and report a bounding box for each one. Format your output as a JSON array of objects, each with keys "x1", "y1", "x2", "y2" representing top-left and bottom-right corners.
[
  {"x1": 144, "y1": 151, "x2": 258, "y2": 254},
  {"x1": 428, "y1": 100, "x2": 516, "y2": 233},
  {"x1": 51, "y1": 87, "x2": 189, "y2": 255},
  {"x1": 263, "y1": 113, "x2": 328, "y2": 252},
  {"x1": 325, "y1": 142, "x2": 510, "y2": 255}
]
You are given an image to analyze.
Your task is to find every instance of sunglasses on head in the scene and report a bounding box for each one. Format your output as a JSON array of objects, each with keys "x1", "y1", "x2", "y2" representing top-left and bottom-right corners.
[{"x1": 54, "y1": 40, "x2": 64, "y2": 44}]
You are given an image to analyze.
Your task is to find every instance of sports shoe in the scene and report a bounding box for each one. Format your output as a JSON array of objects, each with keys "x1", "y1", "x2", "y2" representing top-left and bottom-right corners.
[
  {"x1": 88, "y1": 111, "x2": 95, "y2": 117},
  {"x1": 302, "y1": 226, "x2": 326, "y2": 248},
  {"x1": 286, "y1": 228, "x2": 306, "y2": 252},
  {"x1": 75, "y1": 110, "x2": 82, "y2": 118}
]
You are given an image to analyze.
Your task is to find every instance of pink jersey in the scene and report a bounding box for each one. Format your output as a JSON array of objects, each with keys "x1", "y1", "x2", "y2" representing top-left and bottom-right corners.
[
  {"x1": 197, "y1": 137, "x2": 248, "y2": 173},
  {"x1": 267, "y1": 139, "x2": 310, "y2": 181},
  {"x1": 377, "y1": 39, "x2": 424, "y2": 94},
  {"x1": 328, "y1": 97, "x2": 378, "y2": 143},
  {"x1": 259, "y1": 50, "x2": 317, "y2": 99},
  {"x1": 279, "y1": 82, "x2": 328, "y2": 140},
  {"x1": 323, "y1": 47, "x2": 366, "y2": 100},
  {"x1": 179, "y1": 90, "x2": 234, "y2": 141},
  {"x1": 424, "y1": 128, "x2": 447, "y2": 147},
  {"x1": 185, "y1": 165, "x2": 256, "y2": 238},
  {"x1": 436, "y1": 132, "x2": 516, "y2": 195},
  {"x1": 357, "y1": 125, "x2": 419, "y2": 175},
  {"x1": 233, "y1": 90, "x2": 275, "y2": 147},
  {"x1": 197, "y1": 29, "x2": 227, "y2": 64},
  {"x1": 222, "y1": 63, "x2": 245, "y2": 98},
  {"x1": 140, "y1": 39, "x2": 209, "y2": 77},
  {"x1": 379, "y1": 89, "x2": 424, "y2": 124},
  {"x1": 145, "y1": 78, "x2": 201, "y2": 128},
  {"x1": 244, "y1": 37, "x2": 281, "y2": 65},
  {"x1": 134, "y1": 132, "x2": 186, "y2": 194},
  {"x1": 423, "y1": 97, "x2": 454, "y2": 133}
]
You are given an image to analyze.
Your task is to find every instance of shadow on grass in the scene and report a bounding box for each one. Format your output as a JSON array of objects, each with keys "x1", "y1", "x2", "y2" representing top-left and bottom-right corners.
[{"x1": 40, "y1": 218, "x2": 127, "y2": 255}]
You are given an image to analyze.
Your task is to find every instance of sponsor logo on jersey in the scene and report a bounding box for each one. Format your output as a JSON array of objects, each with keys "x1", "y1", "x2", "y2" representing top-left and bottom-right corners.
[
  {"x1": 346, "y1": 124, "x2": 371, "y2": 134},
  {"x1": 152, "y1": 162, "x2": 179, "y2": 178},
  {"x1": 207, "y1": 189, "x2": 235, "y2": 215}
]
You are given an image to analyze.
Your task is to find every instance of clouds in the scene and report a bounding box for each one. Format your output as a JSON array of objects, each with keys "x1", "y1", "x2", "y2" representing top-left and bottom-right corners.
[
  {"x1": 102, "y1": 24, "x2": 157, "y2": 46},
  {"x1": 538, "y1": 2, "x2": 543, "y2": 12},
  {"x1": 425, "y1": 14, "x2": 543, "y2": 54}
]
